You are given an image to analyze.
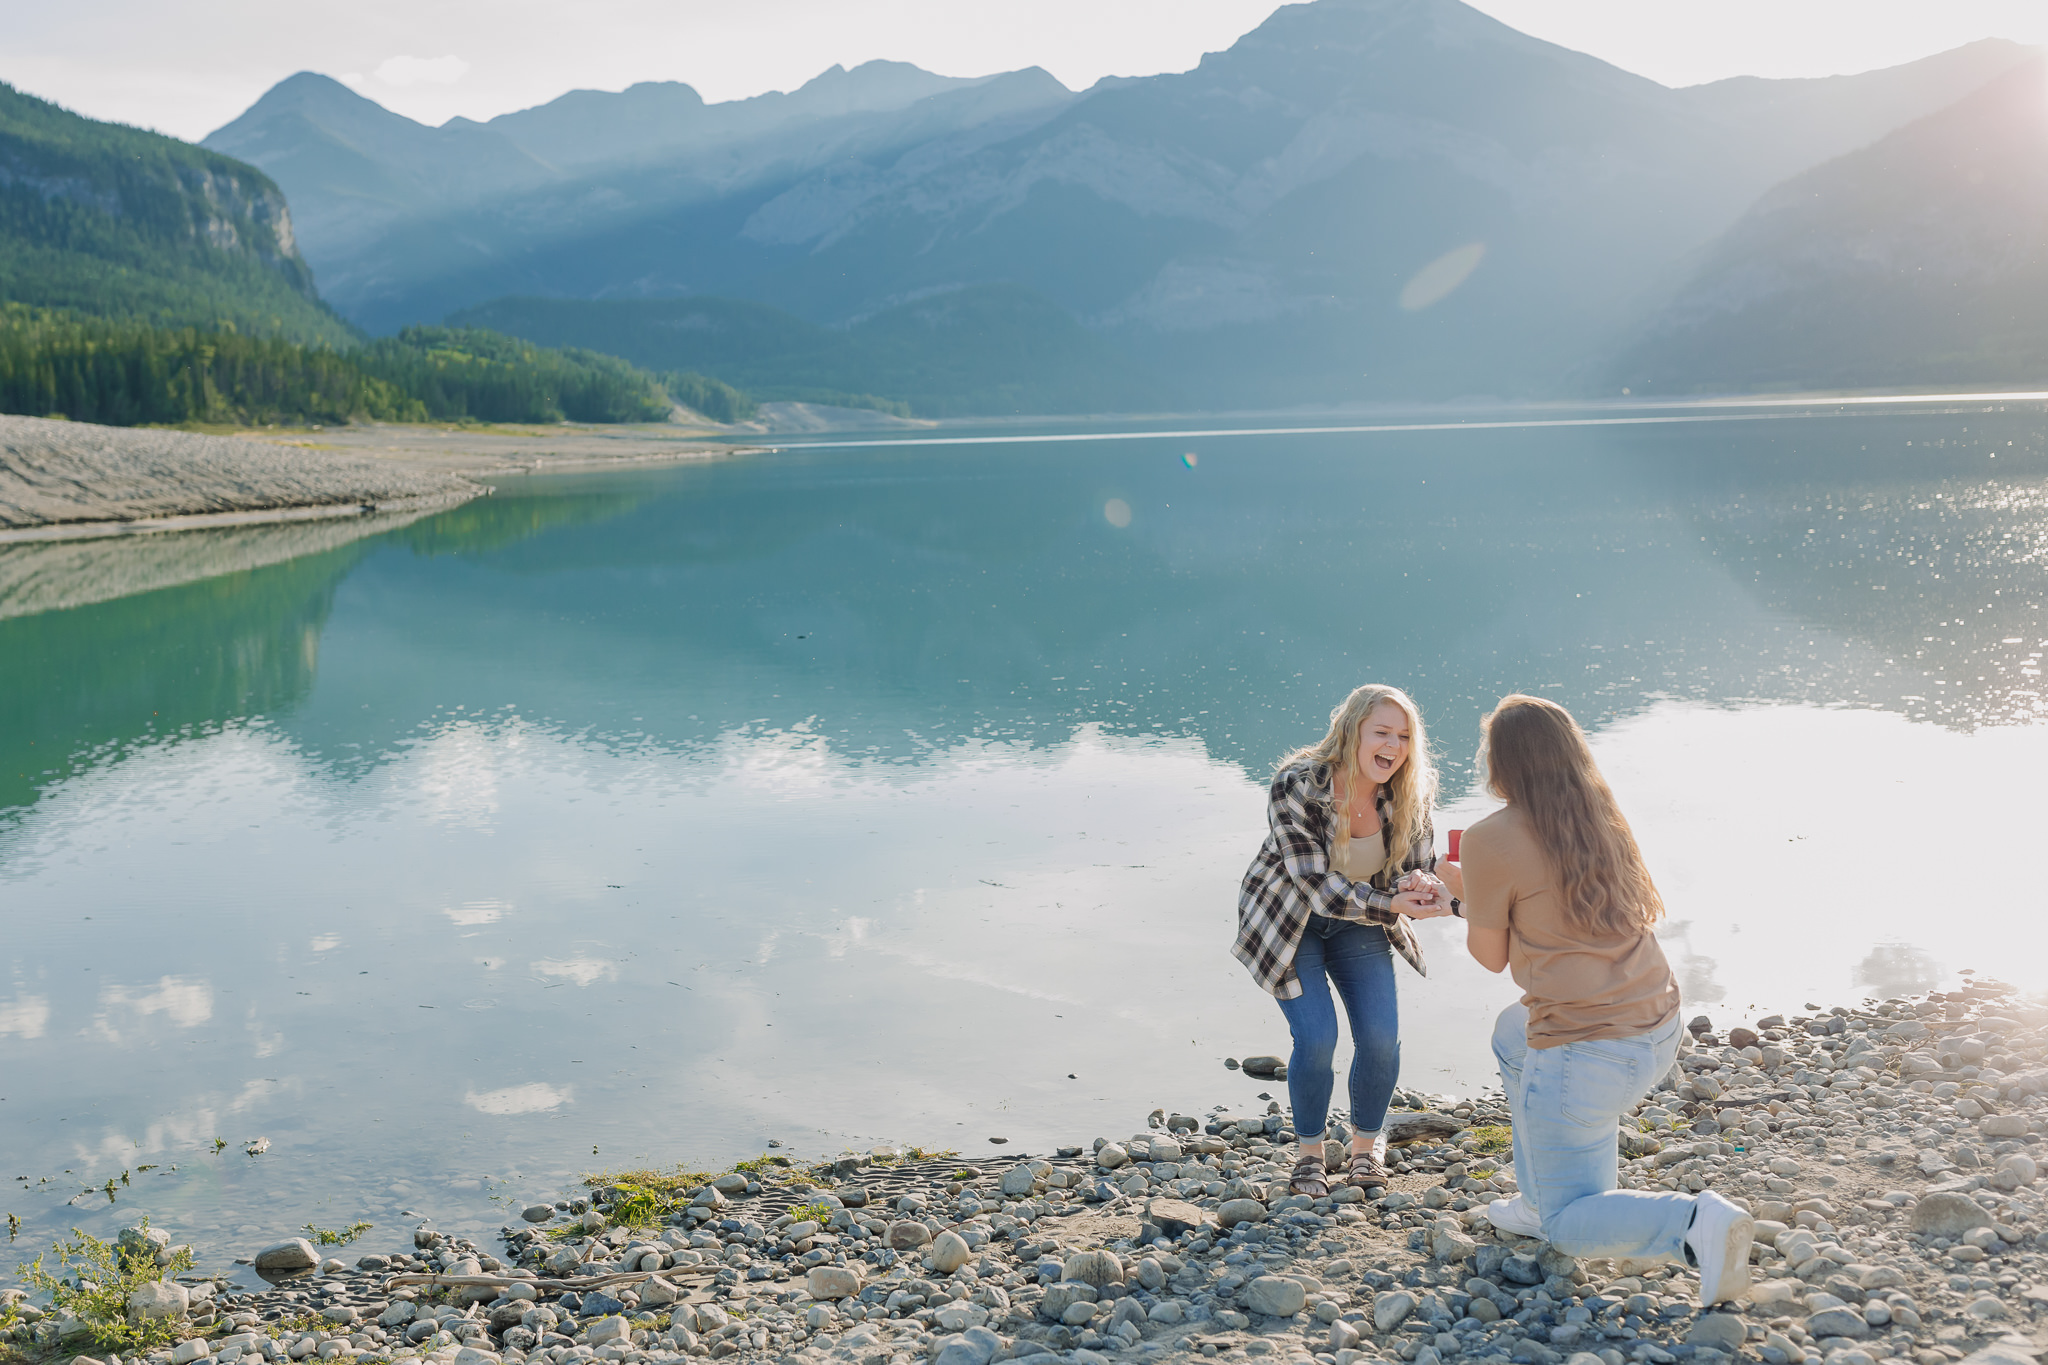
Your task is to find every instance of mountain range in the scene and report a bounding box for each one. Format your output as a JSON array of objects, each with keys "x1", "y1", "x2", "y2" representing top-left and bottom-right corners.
[
  {"x1": 9, "y1": 0, "x2": 2048, "y2": 414},
  {"x1": 1618, "y1": 56, "x2": 2048, "y2": 394}
]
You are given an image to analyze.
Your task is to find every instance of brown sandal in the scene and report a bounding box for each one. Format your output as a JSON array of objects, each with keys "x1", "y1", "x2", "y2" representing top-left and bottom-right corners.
[
  {"x1": 1343, "y1": 1150, "x2": 1390, "y2": 1194},
  {"x1": 1289, "y1": 1152, "x2": 1329, "y2": 1197}
]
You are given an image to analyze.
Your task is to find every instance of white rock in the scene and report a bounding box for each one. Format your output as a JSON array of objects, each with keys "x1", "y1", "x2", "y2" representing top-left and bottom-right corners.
[
  {"x1": 1374, "y1": 1291, "x2": 1417, "y2": 1332},
  {"x1": 806, "y1": 1266, "x2": 862, "y2": 1300},
  {"x1": 1063, "y1": 1250, "x2": 1125, "y2": 1287},
  {"x1": 586, "y1": 1316, "x2": 630, "y2": 1346},
  {"x1": 933, "y1": 1304, "x2": 988, "y2": 1331},
  {"x1": 1217, "y1": 1198, "x2": 1267, "y2": 1227},
  {"x1": 127, "y1": 1281, "x2": 190, "y2": 1322},
  {"x1": 1096, "y1": 1144, "x2": 1129, "y2": 1170},
  {"x1": 170, "y1": 1341, "x2": 212, "y2": 1365},
  {"x1": 1242, "y1": 1276, "x2": 1306, "y2": 1317},
  {"x1": 930, "y1": 1230, "x2": 972, "y2": 1274}
]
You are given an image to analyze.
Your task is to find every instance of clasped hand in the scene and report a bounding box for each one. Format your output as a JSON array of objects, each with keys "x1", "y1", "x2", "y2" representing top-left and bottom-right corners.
[{"x1": 1391, "y1": 869, "x2": 1454, "y2": 918}]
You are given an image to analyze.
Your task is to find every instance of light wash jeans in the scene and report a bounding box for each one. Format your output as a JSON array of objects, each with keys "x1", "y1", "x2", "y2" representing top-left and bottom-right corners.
[{"x1": 1492, "y1": 1002, "x2": 1696, "y2": 1260}]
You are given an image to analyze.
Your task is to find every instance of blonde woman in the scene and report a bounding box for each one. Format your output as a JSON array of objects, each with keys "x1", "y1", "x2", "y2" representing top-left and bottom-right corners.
[
  {"x1": 1234, "y1": 684, "x2": 1455, "y2": 1199},
  {"x1": 1436, "y1": 695, "x2": 1751, "y2": 1305}
]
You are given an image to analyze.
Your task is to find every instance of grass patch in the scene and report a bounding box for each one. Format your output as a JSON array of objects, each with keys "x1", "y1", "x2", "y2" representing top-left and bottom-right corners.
[
  {"x1": 581, "y1": 1165, "x2": 716, "y2": 1198},
  {"x1": 1465, "y1": 1126, "x2": 1512, "y2": 1156},
  {"x1": 15, "y1": 1219, "x2": 194, "y2": 1352},
  {"x1": 605, "y1": 1186, "x2": 672, "y2": 1231},
  {"x1": 785, "y1": 1203, "x2": 833, "y2": 1225},
  {"x1": 304, "y1": 1221, "x2": 372, "y2": 1246}
]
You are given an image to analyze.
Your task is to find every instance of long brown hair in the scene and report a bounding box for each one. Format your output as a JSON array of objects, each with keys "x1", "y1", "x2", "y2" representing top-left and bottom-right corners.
[
  {"x1": 1276, "y1": 684, "x2": 1436, "y2": 883},
  {"x1": 1479, "y1": 694, "x2": 1663, "y2": 936}
]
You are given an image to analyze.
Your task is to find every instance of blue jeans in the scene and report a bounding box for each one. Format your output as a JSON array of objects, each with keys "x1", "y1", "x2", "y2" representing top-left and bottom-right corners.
[
  {"x1": 1492, "y1": 1002, "x2": 1695, "y2": 1260},
  {"x1": 1276, "y1": 919, "x2": 1400, "y2": 1141}
]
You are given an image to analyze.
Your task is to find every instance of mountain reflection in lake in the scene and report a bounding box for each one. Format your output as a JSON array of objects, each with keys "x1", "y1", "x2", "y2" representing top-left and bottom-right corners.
[{"x1": 2, "y1": 405, "x2": 2043, "y2": 1274}]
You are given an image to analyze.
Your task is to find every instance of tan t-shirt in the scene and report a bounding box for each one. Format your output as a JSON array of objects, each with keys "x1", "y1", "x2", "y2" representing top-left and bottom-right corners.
[{"x1": 1461, "y1": 804, "x2": 1679, "y2": 1048}]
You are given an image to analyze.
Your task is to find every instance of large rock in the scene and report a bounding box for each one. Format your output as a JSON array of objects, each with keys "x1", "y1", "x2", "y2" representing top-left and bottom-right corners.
[
  {"x1": 1910, "y1": 1192, "x2": 1993, "y2": 1237},
  {"x1": 635, "y1": 1274, "x2": 681, "y2": 1306},
  {"x1": 126, "y1": 1281, "x2": 189, "y2": 1322},
  {"x1": 252, "y1": 1239, "x2": 318, "y2": 1275},
  {"x1": 931, "y1": 1230, "x2": 972, "y2": 1274},
  {"x1": 807, "y1": 1266, "x2": 862, "y2": 1300},
  {"x1": 932, "y1": 1327, "x2": 1004, "y2": 1365},
  {"x1": 1806, "y1": 1308, "x2": 1871, "y2": 1340},
  {"x1": 1955, "y1": 1340, "x2": 2041, "y2": 1365},
  {"x1": 1980, "y1": 1115, "x2": 2029, "y2": 1139},
  {"x1": 1000, "y1": 1165, "x2": 1038, "y2": 1197},
  {"x1": 1374, "y1": 1291, "x2": 1417, "y2": 1332},
  {"x1": 1146, "y1": 1198, "x2": 1209, "y2": 1237},
  {"x1": 1242, "y1": 1276, "x2": 1306, "y2": 1318},
  {"x1": 1432, "y1": 1226, "x2": 1479, "y2": 1262},
  {"x1": 585, "y1": 1317, "x2": 630, "y2": 1346},
  {"x1": 934, "y1": 1304, "x2": 990, "y2": 1331},
  {"x1": 1063, "y1": 1250, "x2": 1125, "y2": 1287},
  {"x1": 835, "y1": 1184, "x2": 870, "y2": 1207},
  {"x1": 1217, "y1": 1198, "x2": 1268, "y2": 1228},
  {"x1": 886, "y1": 1220, "x2": 932, "y2": 1250},
  {"x1": 1095, "y1": 1144, "x2": 1130, "y2": 1170},
  {"x1": 119, "y1": 1226, "x2": 173, "y2": 1255},
  {"x1": 1686, "y1": 1315, "x2": 1747, "y2": 1351},
  {"x1": 520, "y1": 1204, "x2": 554, "y2": 1223},
  {"x1": 169, "y1": 1342, "x2": 211, "y2": 1365}
]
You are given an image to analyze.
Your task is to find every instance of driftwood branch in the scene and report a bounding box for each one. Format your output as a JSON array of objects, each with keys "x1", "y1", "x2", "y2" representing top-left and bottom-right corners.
[{"x1": 382, "y1": 1267, "x2": 720, "y2": 1295}]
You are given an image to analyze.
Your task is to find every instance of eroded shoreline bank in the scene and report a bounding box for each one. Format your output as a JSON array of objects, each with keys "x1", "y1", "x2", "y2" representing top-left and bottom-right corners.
[{"x1": 0, "y1": 416, "x2": 750, "y2": 543}]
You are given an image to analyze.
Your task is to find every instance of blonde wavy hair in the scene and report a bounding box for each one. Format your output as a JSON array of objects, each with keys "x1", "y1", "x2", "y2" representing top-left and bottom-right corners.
[
  {"x1": 1479, "y1": 694, "x2": 1664, "y2": 937},
  {"x1": 1277, "y1": 684, "x2": 1437, "y2": 883}
]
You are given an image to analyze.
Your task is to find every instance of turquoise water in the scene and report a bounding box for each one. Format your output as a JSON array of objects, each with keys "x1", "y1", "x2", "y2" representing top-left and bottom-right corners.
[{"x1": 3, "y1": 405, "x2": 2044, "y2": 1278}]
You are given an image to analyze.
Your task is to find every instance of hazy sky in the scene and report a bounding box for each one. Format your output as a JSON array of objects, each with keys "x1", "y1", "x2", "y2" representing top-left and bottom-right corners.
[{"x1": 11, "y1": 0, "x2": 2048, "y2": 142}]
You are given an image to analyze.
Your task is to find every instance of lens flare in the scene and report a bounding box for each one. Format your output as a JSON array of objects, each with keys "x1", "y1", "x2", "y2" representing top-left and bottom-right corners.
[
  {"x1": 1399, "y1": 242, "x2": 1486, "y2": 312},
  {"x1": 1182, "y1": 452, "x2": 1198, "y2": 468},
  {"x1": 1103, "y1": 498, "x2": 1132, "y2": 528}
]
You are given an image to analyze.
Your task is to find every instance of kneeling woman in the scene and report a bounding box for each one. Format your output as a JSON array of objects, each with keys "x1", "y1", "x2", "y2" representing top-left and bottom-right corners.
[
  {"x1": 1443, "y1": 695, "x2": 1752, "y2": 1305},
  {"x1": 1234, "y1": 684, "x2": 1453, "y2": 1199}
]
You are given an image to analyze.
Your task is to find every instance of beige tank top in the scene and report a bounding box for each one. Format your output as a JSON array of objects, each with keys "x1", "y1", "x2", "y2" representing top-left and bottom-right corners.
[{"x1": 1331, "y1": 826, "x2": 1388, "y2": 885}]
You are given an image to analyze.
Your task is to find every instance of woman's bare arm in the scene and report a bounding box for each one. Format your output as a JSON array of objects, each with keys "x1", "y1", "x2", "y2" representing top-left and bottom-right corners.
[{"x1": 1466, "y1": 924, "x2": 1509, "y2": 973}]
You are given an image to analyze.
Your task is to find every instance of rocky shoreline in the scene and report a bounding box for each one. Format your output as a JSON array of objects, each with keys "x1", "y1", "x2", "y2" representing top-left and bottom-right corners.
[{"x1": 6, "y1": 982, "x2": 2044, "y2": 1365}]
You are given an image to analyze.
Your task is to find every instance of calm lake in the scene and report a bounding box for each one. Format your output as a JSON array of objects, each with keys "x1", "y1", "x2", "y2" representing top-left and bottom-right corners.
[{"x1": 3, "y1": 403, "x2": 2045, "y2": 1275}]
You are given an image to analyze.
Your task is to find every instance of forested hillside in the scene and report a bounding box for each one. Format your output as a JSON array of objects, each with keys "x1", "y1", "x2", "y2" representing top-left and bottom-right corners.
[
  {"x1": 0, "y1": 310, "x2": 753, "y2": 427},
  {"x1": 0, "y1": 82, "x2": 352, "y2": 347}
]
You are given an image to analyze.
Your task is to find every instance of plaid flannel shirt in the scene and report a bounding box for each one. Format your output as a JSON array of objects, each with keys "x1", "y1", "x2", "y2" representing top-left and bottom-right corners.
[{"x1": 1233, "y1": 761, "x2": 1433, "y2": 998}]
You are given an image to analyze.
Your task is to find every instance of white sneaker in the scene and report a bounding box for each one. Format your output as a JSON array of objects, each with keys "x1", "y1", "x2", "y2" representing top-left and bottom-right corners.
[
  {"x1": 1485, "y1": 1194, "x2": 1544, "y2": 1237},
  {"x1": 1684, "y1": 1191, "x2": 1755, "y2": 1305}
]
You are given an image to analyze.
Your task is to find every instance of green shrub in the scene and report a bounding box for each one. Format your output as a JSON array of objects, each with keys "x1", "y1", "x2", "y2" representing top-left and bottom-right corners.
[{"x1": 16, "y1": 1220, "x2": 194, "y2": 1351}]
